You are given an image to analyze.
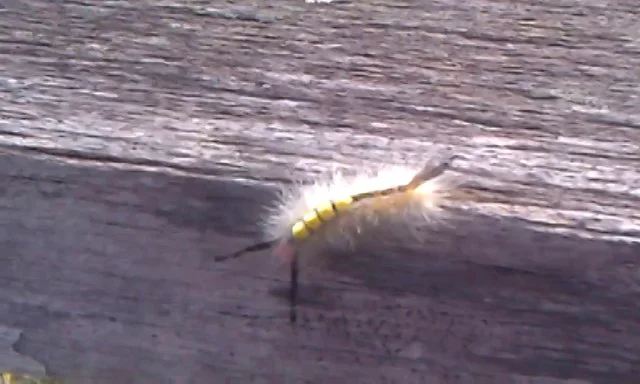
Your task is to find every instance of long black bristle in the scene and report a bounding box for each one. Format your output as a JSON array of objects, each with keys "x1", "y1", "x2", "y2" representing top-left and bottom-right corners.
[
  {"x1": 290, "y1": 252, "x2": 299, "y2": 324},
  {"x1": 214, "y1": 239, "x2": 277, "y2": 262}
]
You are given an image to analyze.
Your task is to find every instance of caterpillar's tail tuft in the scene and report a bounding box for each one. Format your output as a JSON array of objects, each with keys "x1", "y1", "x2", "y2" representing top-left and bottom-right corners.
[{"x1": 405, "y1": 154, "x2": 458, "y2": 190}]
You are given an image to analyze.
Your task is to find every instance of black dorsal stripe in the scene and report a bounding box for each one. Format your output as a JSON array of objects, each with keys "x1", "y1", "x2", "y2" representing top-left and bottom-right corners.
[{"x1": 353, "y1": 184, "x2": 410, "y2": 201}]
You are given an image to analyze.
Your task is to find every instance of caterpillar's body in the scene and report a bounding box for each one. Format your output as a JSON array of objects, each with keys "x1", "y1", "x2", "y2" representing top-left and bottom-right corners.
[
  {"x1": 289, "y1": 195, "x2": 354, "y2": 241},
  {"x1": 215, "y1": 155, "x2": 460, "y2": 323}
]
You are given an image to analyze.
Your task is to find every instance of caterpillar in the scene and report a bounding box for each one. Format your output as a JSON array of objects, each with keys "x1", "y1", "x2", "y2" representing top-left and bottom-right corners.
[{"x1": 215, "y1": 154, "x2": 460, "y2": 323}]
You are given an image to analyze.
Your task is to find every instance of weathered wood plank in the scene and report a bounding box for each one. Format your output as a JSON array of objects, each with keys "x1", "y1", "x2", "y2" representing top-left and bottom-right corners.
[
  {"x1": 1, "y1": 0, "x2": 639, "y2": 383},
  {"x1": 0, "y1": 325, "x2": 47, "y2": 377}
]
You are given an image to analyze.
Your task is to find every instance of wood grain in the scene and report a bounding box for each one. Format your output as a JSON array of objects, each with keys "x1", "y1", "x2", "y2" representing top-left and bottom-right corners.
[{"x1": 1, "y1": 0, "x2": 639, "y2": 383}]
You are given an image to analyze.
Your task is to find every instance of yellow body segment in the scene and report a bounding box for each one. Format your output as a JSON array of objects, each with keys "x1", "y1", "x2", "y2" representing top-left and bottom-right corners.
[
  {"x1": 302, "y1": 211, "x2": 322, "y2": 230},
  {"x1": 291, "y1": 221, "x2": 310, "y2": 240},
  {"x1": 315, "y1": 201, "x2": 337, "y2": 220},
  {"x1": 290, "y1": 196, "x2": 355, "y2": 241},
  {"x1": 332, "y1": 196, "x2": 354, "y2": 210}
]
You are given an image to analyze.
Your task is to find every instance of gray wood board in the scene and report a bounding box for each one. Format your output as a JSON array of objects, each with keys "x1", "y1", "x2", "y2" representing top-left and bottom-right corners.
[{"x1": 1, "y1": 0, "x2": 639, "y2": 383}]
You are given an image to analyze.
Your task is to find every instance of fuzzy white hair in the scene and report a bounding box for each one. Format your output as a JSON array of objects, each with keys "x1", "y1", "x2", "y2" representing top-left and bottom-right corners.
[{"x1": 262, "y1": 162, "x2": 462, "y2": 262}]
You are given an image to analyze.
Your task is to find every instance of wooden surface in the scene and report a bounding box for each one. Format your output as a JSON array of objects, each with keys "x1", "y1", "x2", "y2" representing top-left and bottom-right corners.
[{"x1": 1, "y1": 0, "x2": 639, "y2": 383}]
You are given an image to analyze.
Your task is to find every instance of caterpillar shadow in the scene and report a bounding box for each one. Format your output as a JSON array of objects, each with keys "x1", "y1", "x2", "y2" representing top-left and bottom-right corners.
[{"x1": 317, "y1": 208, "x2": 640, "y2": 322}]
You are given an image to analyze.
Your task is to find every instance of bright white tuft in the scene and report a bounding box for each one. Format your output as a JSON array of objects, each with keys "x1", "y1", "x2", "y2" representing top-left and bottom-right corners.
[{"x1": 262, "y1": 162, "x2": 461, "y2": 261}]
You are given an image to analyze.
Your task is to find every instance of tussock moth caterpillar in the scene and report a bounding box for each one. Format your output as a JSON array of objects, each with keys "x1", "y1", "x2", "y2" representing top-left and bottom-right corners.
[{"x1": 215, "y1": 155, "x2": 460, "y2": 323}]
